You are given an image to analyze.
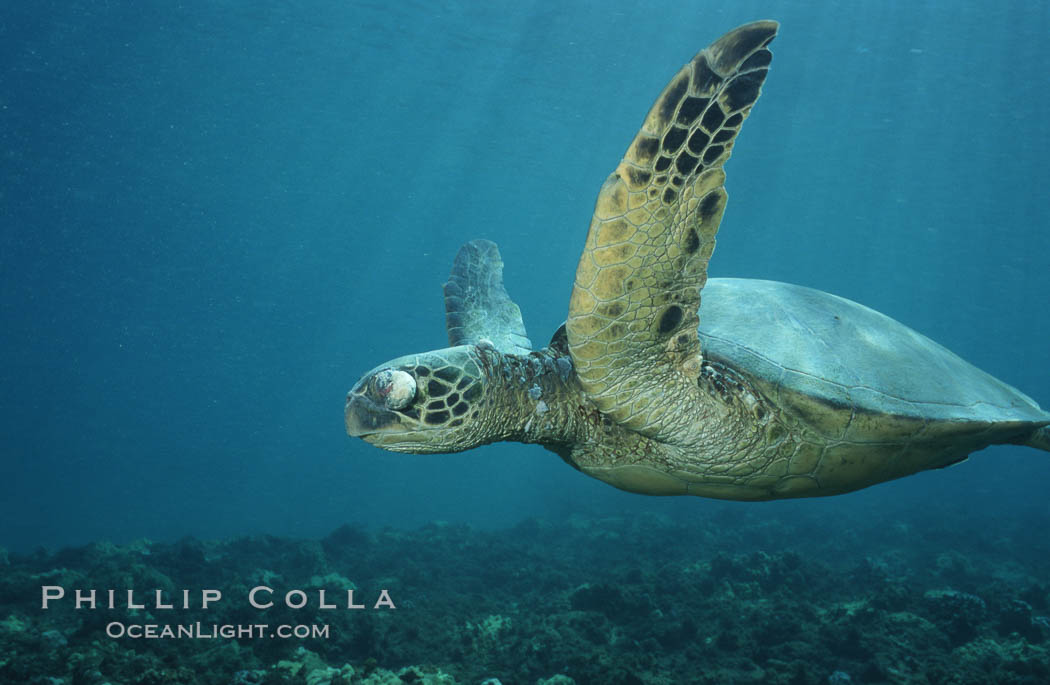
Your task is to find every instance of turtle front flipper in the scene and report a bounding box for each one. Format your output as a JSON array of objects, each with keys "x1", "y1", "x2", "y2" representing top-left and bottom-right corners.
[
  {"x1": 566, "y1": 21, "x2": 777, "y2": 443},
  {"x1": 444, "y1": 239, "x2": 532, "y2": 355}
]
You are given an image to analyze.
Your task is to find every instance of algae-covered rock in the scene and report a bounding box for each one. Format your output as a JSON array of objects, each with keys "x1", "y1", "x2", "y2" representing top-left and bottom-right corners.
[
  {"x1": 536, "y1": 675, "x2": 576, "y2": 685},
  {"x1": 953, "y1": 635, "x2": 1050, "y2": 681},
  {"x1": 305, "y1": 663, "x2": 354, "y2": 685},
  {"x1": 0, "y1": 614, "x2": 26, "y2": 634},
  {"x1": 358, "y1": 665, "x2": 458, "y2": 684},
  {"x1": 478, "y1": 614, "x2": 511, "y2": 638},
  {"x1": 923, "y1": 588, "x2": 987, "y2": 645},
  {"x1": 231, "y1": 669, "x2": 266, "y2": 685},
  {"x1": 40, "y1": 628, "x2": 67, "y2": 648},
  {"x1": 998, "y1": 599, "x2": 1043, "y2": 642},
  {"x1": 307, "y1": 572, "x2": 356, "y2": 591}
]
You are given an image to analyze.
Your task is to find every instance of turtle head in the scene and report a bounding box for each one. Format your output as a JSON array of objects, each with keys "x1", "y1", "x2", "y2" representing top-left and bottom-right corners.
[
  {"x1": 345, "y1": 345, "x2": 490, "y2": 453},
  {"x1": 347, "y1": 239, "x2": 537, "y2": 453}
]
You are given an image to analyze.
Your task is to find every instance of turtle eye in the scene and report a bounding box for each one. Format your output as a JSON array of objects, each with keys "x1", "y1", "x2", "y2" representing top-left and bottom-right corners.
[{"x1": 371, "y1": 369, "x2": 417, "y2": 410}]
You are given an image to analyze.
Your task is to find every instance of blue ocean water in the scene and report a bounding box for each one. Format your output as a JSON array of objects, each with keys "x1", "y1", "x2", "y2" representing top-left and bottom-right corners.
[{"x1": 1, "y1": 0, "x2": 1048, "y2": 553}]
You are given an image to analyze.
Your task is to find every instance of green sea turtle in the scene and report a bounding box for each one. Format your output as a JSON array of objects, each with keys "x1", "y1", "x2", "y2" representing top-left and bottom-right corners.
[{"x1": 344, "y1": 21, "x2": 1050, "y2": 500}]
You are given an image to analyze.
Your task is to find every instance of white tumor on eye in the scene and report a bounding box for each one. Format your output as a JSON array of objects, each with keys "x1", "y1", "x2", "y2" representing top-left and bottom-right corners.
[{"x1": 373, "y1": 369, "x2": 417, "y2": 410}]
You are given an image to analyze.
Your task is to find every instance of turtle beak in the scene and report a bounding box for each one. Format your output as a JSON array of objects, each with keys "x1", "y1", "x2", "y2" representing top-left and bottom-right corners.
[
  {"x1": 344, "y1": 390, "x2": 430, "y2": 453},
  {"x1": 344, "y1": 392, "x2": 399, "y2": 438}
]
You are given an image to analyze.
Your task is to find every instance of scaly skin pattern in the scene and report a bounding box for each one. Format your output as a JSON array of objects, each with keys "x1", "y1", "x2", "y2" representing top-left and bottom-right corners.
[
  {"x1": 513, "y1": 350, "x2": 1035, "y2": 502},
  {"x1": 562, "y1": 356, "x2": 807, "y2": 500},
  {"x1": 567, "y1": 21, "x2": 779, "y2": 446},
  {"x1": 550, "y1": 355, "x2": 999, "y2": 500},
  {"x1": 470, "y1": 343, "x2": 594, "y2": 457},
  {"x1": 579, "y1": 354, "x2": 1049, "y2": 501},
  {"x1": 424, "y1": 341, "x2": 669, "y2": 471},
  {"x1": 470, "y1": 343, "x2": 810, "y2": 500}
]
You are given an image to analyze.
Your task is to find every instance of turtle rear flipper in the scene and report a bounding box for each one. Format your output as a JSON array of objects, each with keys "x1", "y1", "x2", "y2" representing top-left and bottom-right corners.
[
  {"x1": 1023, "y1": 425, "x2": 1050, "y2": 452},
  {"x1": 567, "y1": 21, "x2": 777, "y2": 443},
  {"x1": 444, "y1": 239, "x2": 532, "y2": 355}
]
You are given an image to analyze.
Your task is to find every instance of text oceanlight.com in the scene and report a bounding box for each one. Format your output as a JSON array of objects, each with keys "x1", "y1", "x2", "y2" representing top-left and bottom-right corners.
[{"x1": 105, "y1": 622, "x2": 330, "y2": 639}]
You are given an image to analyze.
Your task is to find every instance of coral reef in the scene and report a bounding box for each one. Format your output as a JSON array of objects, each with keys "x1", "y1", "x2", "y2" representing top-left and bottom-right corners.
[{"x1": 1, "y1": 505, "x2": 1048, "y2": 684}]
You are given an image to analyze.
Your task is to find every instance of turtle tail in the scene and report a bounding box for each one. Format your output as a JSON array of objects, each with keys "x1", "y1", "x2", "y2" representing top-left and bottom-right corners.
[{"x1": 1024, "y1": 425, "x2": 1050, "y2": 453}]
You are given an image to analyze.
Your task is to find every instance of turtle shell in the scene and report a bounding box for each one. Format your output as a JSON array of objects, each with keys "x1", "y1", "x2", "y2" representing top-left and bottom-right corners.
[{"x1": 697, "y1": 278, "x2": 1050, "y2": 442}]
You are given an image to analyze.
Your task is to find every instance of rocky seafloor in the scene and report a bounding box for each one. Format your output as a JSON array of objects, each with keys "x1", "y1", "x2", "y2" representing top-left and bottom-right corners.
[{"x1": 2, "y1": 499, "x2": 1049, "y2": 685}]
